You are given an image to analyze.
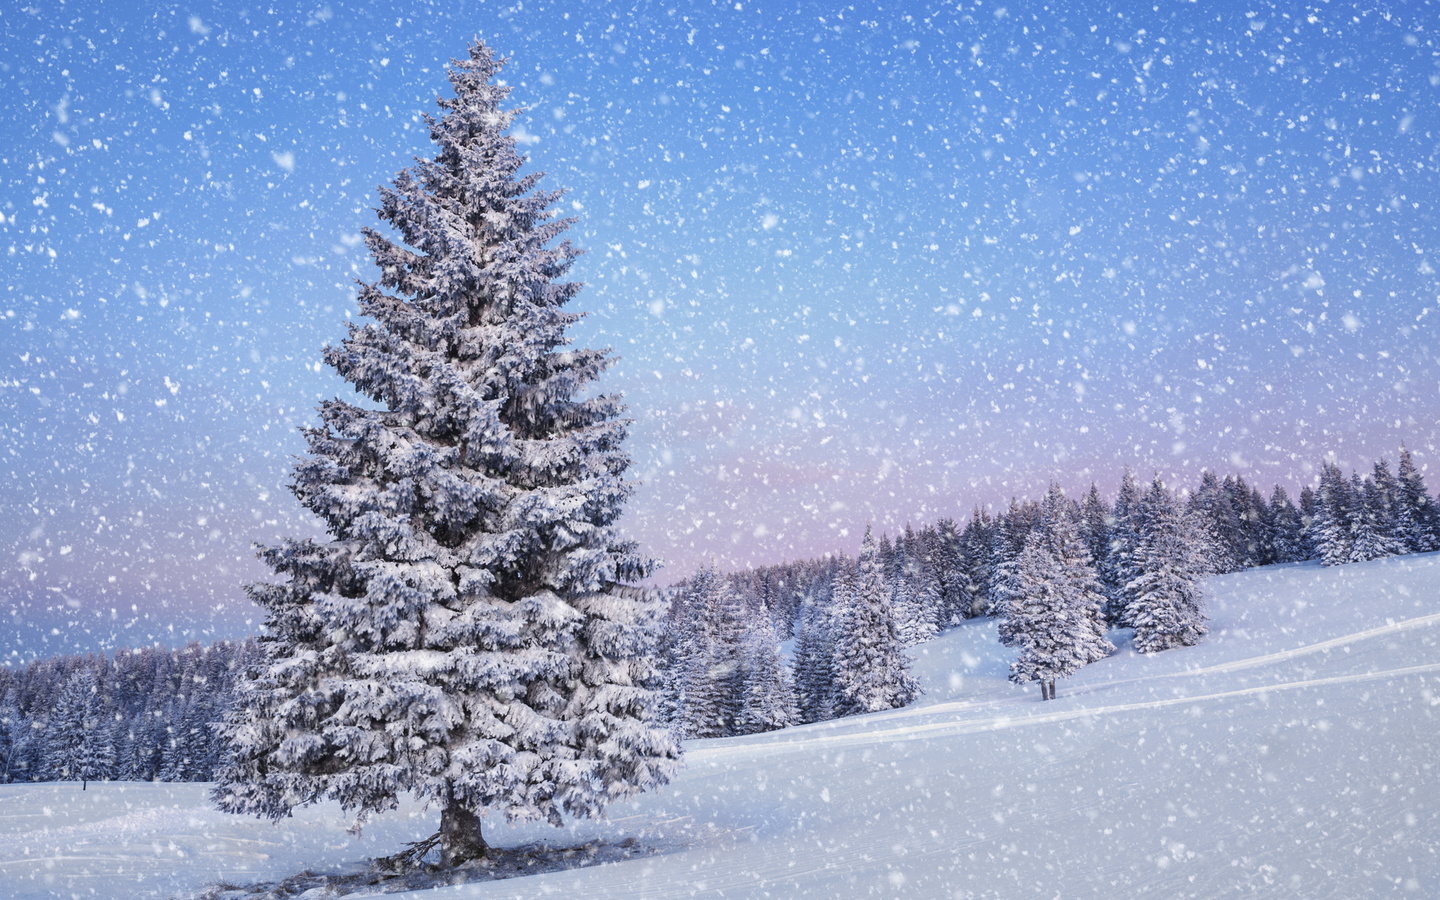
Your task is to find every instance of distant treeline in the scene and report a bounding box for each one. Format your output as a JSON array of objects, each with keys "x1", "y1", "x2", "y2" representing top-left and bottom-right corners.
[
  {"x1": 3, "y1": 449, "x2": 1435, "y2": 783},
  {"x1": 0, "y1": 639, "x2": 259, "y2": 786},
  {"x1": 661, "y1": 447, "x2": 1439, "y2": 734}
]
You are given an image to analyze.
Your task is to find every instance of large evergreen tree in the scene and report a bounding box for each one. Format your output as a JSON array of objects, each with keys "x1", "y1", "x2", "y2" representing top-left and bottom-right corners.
[{"x1": 213, "y1": 41, "x2": 679, "y2": 864}]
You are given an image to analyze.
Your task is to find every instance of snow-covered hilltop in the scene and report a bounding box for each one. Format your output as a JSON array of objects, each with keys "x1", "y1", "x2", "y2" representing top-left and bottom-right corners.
[{"x1": 3, "y1": 552, "x2": 1438, "y2": 898}]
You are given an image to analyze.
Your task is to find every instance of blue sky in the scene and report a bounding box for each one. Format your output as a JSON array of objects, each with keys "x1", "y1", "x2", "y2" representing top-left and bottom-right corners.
[{"x1": 4, "y1": 0, "x2": 1438, "y2": 661}]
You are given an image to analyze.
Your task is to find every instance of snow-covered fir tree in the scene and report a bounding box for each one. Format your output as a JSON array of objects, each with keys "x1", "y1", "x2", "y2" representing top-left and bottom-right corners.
[
  {"x1": 47, "y1": 667, "x2": 114, "y2": 789},
  {"x1": 1265, "y1": 485, "x2": 1307, "y2": 565},
  {"x1": 1314, "y1": 462, "x2": 1356, "y2": 566},
  {"x1": 1078, "y1": 484, "x2": 1112, "y2": 579},
  {"x1": 0, "y1": 691, "x2": 32, "y2": 784},
  {"x1": 791, "y1": 595, "x2": 838, "y2": 724},
  {"x1": 1349, "y1": 468, "x2": 1403, "y2": 563},
  {"x1": 907, "y1": 526, "x2": 947, "y2": 638},
  {"x1": 1189, "y1": 471, "x2": 1242, "y2": 574},
  {"x1": 1298, "y1": 484, "x2": 1321, "y2": 560},
  {"x1": 987, "y1": 499, "x2": 1039, "y2": 624},
  {"x1": 1126, "y1": 478, "x2": 1211, "y2": 654},
  {"x1": 889, "y1": 530, "x2": 940, "y2": 647},
  {"x1": 1102, "y1": 468, "x2": 1145, "y2": 626},
  {"x1": 212, "y1": 41, "x2": 679, "y2": 865},
  {"x1": 737, "y1": 615, "x2": 798, "y2": 734},
  {"x1": 831, "y1": 528, "x2": 919, "y2": 715},
  {"x1": 957, "y1": 507, "x2": 994, "y2": 618},
  {"x1": 668, "y1": 565, "x2": 747, "y2": 738},
  {"x1": 999, "y1": 486, "x2": 1113, "y2": 700},
  {"x1": 931, "y1": 518, "x2": 968, "y2": 626},
  {"x1": 1396, "y1": 447, "x2": 1438, "y2": 553},
  {"x1": 1227, "y1": 476, "x2": 1267, "y2": 569}
]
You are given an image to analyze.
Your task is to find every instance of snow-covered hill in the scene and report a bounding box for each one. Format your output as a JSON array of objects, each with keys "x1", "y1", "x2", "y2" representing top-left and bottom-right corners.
[{"x1": 4, "y1": 554, "x2": 1439, "y2": 899}]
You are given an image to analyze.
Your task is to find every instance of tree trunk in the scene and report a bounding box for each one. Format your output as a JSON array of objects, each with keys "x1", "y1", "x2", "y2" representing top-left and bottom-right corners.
[
  {"x1": 1048, "y1": 678, "x2": 1058, "y2": 701},
  {"x1": 439, "y1": 802, "x2": 487, "y2": 866}
]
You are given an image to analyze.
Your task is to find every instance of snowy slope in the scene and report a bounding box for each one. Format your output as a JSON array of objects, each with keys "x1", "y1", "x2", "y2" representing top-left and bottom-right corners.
[{"x1": 3, "y1": 554, "x2": 1439, "y2": 899}]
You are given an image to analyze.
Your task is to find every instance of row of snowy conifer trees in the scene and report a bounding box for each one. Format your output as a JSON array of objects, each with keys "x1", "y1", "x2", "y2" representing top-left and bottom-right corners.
[
  {"x1": 662, "y1": 446, "x2": 1438, "y2": 730},
  {"x1": 0, "y1": 640, "x2": 257, "y2": 785},
  {"x1": 2, "y1": 448, "x2": 1432, "y2": 780},
  {"x1": 662, "y1": 527, "x2": 921, "y2": 738}
]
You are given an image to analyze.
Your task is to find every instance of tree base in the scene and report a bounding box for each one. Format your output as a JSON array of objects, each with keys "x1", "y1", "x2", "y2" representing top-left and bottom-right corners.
[{"x1": 440, "y1": 804, "x2": 488, "y2": 867}]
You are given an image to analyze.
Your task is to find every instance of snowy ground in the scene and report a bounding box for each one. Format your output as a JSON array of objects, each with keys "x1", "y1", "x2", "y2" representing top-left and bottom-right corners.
[{"x1": 4, "y1": 554, "x2": 1438, "y2": 899}]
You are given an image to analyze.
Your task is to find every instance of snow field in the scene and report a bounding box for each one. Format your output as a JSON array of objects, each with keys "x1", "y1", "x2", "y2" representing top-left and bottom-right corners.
[{"x1": 2, "y1": 553, "x2": 1438, "y2": 898}]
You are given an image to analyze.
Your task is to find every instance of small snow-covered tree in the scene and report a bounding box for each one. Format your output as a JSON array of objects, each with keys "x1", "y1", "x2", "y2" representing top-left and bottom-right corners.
[
  {"x1": 931, "y1": 518, "x2": 967, "y2": 627},
  {"x1": 1126, "y1": 478, "x2": 1211, "y2": 654},
  {"x1": 831, "y1": 528, "x2": 919, "y2": 715},
  {"x1": 1103, "y1": 468, "x2": 1145, "y2": 626},
  {"x1": 988, "y1": 500, "x2": 1039, "y2": 624},
  {"x1": 737, "y1": 616, "x2": 797, "y2": 734},
  {"x1": 1350, "y1": 468, "x2": 1403, "y2": 563},
  {"x1": 1265, "y1": 485, "x2": 1306, "y2": 565},
  {"x1": 0, "y1": 691, "x2": 31, "y2": 784},
  {"x1": 213, "y1": 41, "x2": 679, "y2": 864},
  {"x1": 1189, "y1": 471, "x2": 1243, "y2": 574},
  {"x1": 1078, "y1": 484, "x2": 1112, "y2": 578},
  {"x1": 1313, "y1": 462, "x2": 1356, "y2": 566},
  {"x1": 1397, "y1": 446, "x2": 1438, "y2": 553},
  {"x1": 1000, "y1": 486, "x2": 1113, "y2": 700},
  {"x1": 669, "y1": 565, "x2": 746, "y2": 738},
  {"x1": 889, "y1": 534, "x2": 939, "y2": 647},
  {"x1": 1297, "y1": 485, "x2": 1321, "y2": 560},
  {"x1": 791, "y1": 596, "x2": 837, "y2": 724},
  {"x1": 958, "y1": 507, "x2": 994, "y2": 618},
  {"x1": 47, "y1": 667, "x2": 114, "y2": 789}
]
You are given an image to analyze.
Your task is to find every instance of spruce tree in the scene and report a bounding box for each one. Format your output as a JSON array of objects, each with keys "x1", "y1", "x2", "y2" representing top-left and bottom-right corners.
[
  {"x1": 737, "y1": 616, "x2": 798, "y2": 734},
  {"x1": 831, "y1": 528, "x2": 919, "y2": 715},
  {"x1": 1103, "y1": 468, "x2": 1145, "y2": 626},
  {"x1": 791, "y1": 597, "x2": 837, "y2": 724},
  {"x1": 890, "y1": 533, "x2": 939, "y2": 647},
  {"x1": 213, "y1": 41, "x2": 679, "y2": 864},
  {"x1": 1078, "y1": 483, "x2": 1112, "y2": 580},
  {"x1": 1397, "y1": 447, "x2": 1438, "y2": 553},
  {"x1": 1297, "y1": 485, "x2": 1321, "y2": 560},
  {"x1": 1266, "y1": 485, "x2": 1306, "y2": 565},
  {"x1": 1350, "y1": 470, "x2": 1403, "y2": 563},
  {"x1": 1000, "y1": 486, "x2": 1112, "y2": 699},
  {"x1": 987, "y1": 500, "x2": 1037, "y2": 624},
  {"x1": 0, "y1": 691, "x2": 31, "y2": 784},
  {"x1": 671, "y1": 566, "x2": 746, "y2": 738},
  {"x1": 931, "y1": 518, "x2": 967, "y2": 627},
  {"x1": 1189, "y1": 471, "x2": 1242, "y2": 574},
  {"x1": 1126, "y1": 478, "x2": 1211, "y2": 654},
  {"x1": 958, "y1": 507, "x2": 994, "y2": 618},
  {"x1": 47, "y1": 667, "x2": 113, "y2": 789},
  {"x1": 1314, "y1": 462, "x2": 1355, "y2": 566}
]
